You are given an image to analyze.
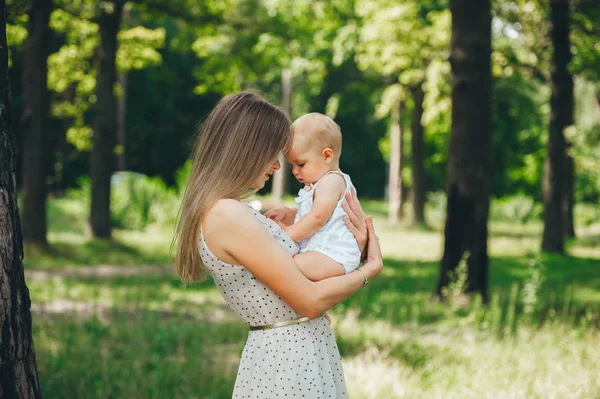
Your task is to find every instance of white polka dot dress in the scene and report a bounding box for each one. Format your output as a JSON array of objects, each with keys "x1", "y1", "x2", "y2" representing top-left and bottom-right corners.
[{"x1": 200, "y1": 209, "x2": 348, "y2": 398}]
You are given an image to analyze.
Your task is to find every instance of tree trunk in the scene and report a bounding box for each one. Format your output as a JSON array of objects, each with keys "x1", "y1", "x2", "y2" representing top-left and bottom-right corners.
[
  {"x1": 388, "y1": 99, "x2": 405, "y2": 224},
  {"x1": 0, "y1": 2, "x2": 43, "y2": 395},
  {"x1": 116, "y1": 70, "x2": 127, "y2": 171},
  {"x1": 116, "y1": 7, "x2": 129, "y2": 172},
  {"x1": 563, "y1": 152, "x2": 575, "y2": 237},
  {"x1": 542, "y1": 0, "x2": 573, "y2": 253},
  {"x1": 20, "y1": 0, "x2": 52, "y2": 246},
  {"x1": 411, "y1": 83, "x2": 426, "y2": 226},
  {"x1": 271, "y1": 68, "x2": 292, "y2": 203},
  {"x1": 436, "y1": 0, "x2": 492, "y2": 302},
  {"x1": 90, "y1": 4, "x2": 124, "y2": 238}
]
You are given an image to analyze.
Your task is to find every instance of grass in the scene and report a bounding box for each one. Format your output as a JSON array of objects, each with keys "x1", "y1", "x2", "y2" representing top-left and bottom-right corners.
[{"x1": 26, "y1": 194, "x2": 600, "y2": 398}]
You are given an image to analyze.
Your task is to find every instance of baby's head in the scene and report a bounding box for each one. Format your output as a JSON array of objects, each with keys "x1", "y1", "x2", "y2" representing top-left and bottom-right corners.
[{"x1": 286, "y1": 113, "x2": 342, "y2": 185}]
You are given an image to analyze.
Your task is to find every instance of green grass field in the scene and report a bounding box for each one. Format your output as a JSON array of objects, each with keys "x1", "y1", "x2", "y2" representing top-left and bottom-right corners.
[{"x1": 26, "y1": 194, "x2": 600, "y2": 398}]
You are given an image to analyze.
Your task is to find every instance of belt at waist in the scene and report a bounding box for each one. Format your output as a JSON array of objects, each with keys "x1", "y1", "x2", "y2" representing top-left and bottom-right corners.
[{"x1": 249, "y1": 314, "x2": 323, "y2": 331}]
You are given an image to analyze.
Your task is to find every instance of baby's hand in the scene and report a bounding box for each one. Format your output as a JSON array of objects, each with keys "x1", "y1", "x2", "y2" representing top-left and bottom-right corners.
[{"x1": 265, "y1": 206, "x2": 296, "y2": 227}]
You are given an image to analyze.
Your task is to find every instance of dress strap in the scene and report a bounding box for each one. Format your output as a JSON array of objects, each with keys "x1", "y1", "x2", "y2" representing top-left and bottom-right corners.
[{"x1": 312, "y1": 170, "x2": 345, "y2": 191}]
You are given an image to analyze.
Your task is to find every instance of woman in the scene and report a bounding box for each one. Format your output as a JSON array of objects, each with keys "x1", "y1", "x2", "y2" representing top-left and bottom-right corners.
[{"x1": 174, "y1": 92, "x2": 383, "y2": 398}]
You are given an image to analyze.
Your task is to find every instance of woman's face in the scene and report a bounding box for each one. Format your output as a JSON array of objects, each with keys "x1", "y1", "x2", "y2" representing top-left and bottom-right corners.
[{"x1": 251, "y1": 157, "x2": 281, "y2": 190}]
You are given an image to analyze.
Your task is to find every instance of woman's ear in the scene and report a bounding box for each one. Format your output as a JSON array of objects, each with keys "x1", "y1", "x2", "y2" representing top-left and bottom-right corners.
[{"x1": 322, "y1": 148, "x2": 334, "y2": 164}]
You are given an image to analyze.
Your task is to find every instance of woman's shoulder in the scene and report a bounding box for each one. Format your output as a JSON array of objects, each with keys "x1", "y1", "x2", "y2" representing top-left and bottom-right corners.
[
  {"x1": 203, "y1": 199, "x2": 267, "y2": 263},
  {"x1": 209, "y1": 198, "x2": 248, "y2": 214},
  {"x1": 204, "y1": 199, "x2": 261, "y2": 233},
  {"x1": 204, "y1": 198, "x2": 252, "y2": 222}
]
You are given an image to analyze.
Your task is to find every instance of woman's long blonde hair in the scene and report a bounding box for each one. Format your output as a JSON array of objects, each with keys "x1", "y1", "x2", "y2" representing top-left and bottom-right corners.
[{"x1": 174, "y1": 92, "x2": 292, "y2": 283}]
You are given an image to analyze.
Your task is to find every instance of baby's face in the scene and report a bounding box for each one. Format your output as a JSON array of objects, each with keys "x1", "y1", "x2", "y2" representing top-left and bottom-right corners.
[{"x1": 285, "y1": 135, "x2": 329, "y2": 186}]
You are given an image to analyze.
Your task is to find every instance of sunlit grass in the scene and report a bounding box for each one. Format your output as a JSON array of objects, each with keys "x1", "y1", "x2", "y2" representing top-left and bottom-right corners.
[{"x1": 341, "y1": 316, "x2": 600, "y2": 399}]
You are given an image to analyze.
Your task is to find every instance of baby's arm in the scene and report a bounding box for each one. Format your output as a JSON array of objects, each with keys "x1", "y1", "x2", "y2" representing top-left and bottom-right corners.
[{"x1": 285, "y1": 173, "x2": 346, "y2": 242}]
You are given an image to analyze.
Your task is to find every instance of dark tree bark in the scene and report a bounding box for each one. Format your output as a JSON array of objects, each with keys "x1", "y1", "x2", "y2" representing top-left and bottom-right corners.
[
  {"x1": 542, "y1": 0, "x2": 573, "y2": 253},
  {"x1": 436, "y1": 0, "x2": 492, "y2": 301},
  {"x1": 116, "y1": 6, "x2": 130, "y2": 172},
  {"x1": 0, "y1": 1, "x2": 43, "y2": 396},
  {"x1": 20, "y1": 0, "x2": 52, "y2": 246},
  {"x1": 410, "y1": 83, "x2": 426, "y2": 226},
  {"x1": 90, "y1": 3, "x2": 124, "y2": 238},
  {"x1": 563, "y1": 152, "x2": 575, "y2": 237},
  {"x1": 271, "y1": 68, "x2": 292, "y2": 203},
  {"x1": 116, "y1": 69, "x2": 127, "y2": 171},
  {"x1": 388, "y1": 99, "x2": 405, "y2": 224}
]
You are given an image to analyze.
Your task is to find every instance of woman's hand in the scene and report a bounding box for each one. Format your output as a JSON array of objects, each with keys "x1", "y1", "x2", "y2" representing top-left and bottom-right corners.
[
  {"x1": 342, "y1": 188, "x2": 368, "y2": 258},
  {"x1": 361, "y1": 216, "x2": 383, "y2": 280}
]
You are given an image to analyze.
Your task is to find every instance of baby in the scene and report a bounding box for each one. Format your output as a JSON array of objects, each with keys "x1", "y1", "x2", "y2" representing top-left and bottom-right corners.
[{"x1": 266, "y1": 113, "x2": 361, "y2": 281}]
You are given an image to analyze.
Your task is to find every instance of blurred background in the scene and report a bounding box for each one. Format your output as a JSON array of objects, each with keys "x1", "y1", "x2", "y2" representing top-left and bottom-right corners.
[{"x1": 4, "y1": 0, "x2": 600, "y2": 397}]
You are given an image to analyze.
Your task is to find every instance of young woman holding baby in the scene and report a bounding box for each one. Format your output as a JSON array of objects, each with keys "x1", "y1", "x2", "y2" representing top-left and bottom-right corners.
[{"x1": 174, "y1": 92, "x2": 383, "y2": 398}]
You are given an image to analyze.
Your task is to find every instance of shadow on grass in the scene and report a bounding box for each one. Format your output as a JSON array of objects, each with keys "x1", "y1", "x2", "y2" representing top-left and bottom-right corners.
[
  {"x1": 335, "y1": 254, "x2": 600, "y2": 329},
  {"x1": 47, "y1": 197, "x2": 87, "y2": 235},
  {"x1": 33, "y1": 307, "x2": 244, "y2": 399},
  {"x1": 24, "y1": 238, "x2": 171, "y2": 268}
]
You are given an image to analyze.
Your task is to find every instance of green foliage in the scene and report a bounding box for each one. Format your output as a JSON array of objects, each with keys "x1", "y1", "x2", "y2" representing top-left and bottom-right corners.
[
  {"x1": 309, "y1": 59, "x2": 388, "y2": 197},
  {"x1": 174, "y1": 160, "x2": 192, "y2": 193},
  {"x1": 576, "y1": 204, "x2": 600, "y2": 227},
  {"x1": 490, "y1": 195, "x2": 542, "y2": 225},
  {"x1": 492, "y1": 0, "x2": 600, "y2": 202},
  {"x1": 117, "y1": 25, "x2": 166, "y2": 71},
  {"x1": 521, "y1": 256, "x2": 546, "y2": 317},
  {"x1": 5, "y1": 14, "x2": 28, "y2": 67},
  {"x1": 111, "y1": 172, "x2": 180, "y2": 230},
  {"x1": 491, "y1": 74, "x2": 547, "y2": 198},
  {"x1": 47, "y1": 5, "x2": 166, "y2": 151},
  {"x1": 571, "y1": 78, "x2": 600, "y2": 202},
  {"x1": 571, "y1": 2, "x2": 600, "y2": 82},
  {"x1": 356, "y1": 0, "x2": 450, "y2": 120},
  {"x1": 190, "y1": 0, "x2": 328, "y2": 118},
  {"x1": 6, "y1": 0, "x2": 600, "y2": 202}
]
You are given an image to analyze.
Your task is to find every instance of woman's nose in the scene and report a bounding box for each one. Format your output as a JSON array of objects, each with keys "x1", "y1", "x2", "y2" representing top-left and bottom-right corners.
[{"x1": 273, "y1": 159, "x2": 281, "y2": 170}]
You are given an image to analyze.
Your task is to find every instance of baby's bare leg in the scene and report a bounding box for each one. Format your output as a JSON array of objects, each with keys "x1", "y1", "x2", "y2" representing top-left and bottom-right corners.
[{"x1": 294, "y1": 252, "x2": 346, "y2": 282}]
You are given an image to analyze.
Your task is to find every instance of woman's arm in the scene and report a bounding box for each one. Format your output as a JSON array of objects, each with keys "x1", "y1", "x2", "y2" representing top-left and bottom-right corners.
[{"x1": 204, "y1": 199, "x2": 382, "y2": 319}]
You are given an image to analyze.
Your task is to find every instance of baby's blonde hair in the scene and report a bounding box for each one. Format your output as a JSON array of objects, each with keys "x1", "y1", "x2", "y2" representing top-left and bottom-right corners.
[{"x1": 291, "y1": 113, "x2": 342, "y2": 160}]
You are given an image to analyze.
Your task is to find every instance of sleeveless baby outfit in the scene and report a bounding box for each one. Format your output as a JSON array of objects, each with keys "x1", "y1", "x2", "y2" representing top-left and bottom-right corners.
[
  {"x1": 294, "y1": 171, "x2": 362, "y2": 274},
  {"x1": 200, "y1": 208, "x2": 348, "y2": 398}
]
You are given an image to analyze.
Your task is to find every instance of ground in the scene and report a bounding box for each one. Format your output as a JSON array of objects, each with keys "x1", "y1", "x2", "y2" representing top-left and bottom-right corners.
[{"x1": 25, "y1": 196, "x2": 600, "y2": 398}]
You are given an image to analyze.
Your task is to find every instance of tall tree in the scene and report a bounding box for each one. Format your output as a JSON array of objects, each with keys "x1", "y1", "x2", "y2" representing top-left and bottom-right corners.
[
  {"x1": 388, "y1": 99, "x2": 405, "y2": 224},
  {"x1": 20, "y1": 0, "x2": 52, "y2": 246},
  {"x1": 436, "y1": 0, "x2": 492, "y2": 301},
  {"x1": 90, "y1": 0, "x2": 125, "y2": 238},
  {"x1": 271, "y1": 68, "x2": 293, "y2": 203},
  {"x1": 116, "y1": 6, "x2": 130, "y2": 172},
  {"x1": 541, "y1": 0, "x2": 573, "y2": 253},
  {"x1": 563, "y1": 150, "x2": 575, "y2": 237},
  {"x1": 356, "y1": 0, "x2": 450, "y2": 225},
  {"x1": 0, "y1": 1, "x2": 42, "y2": 395},
  {"x1": 410, "y1": 83, "x2": 426, "y2": 225}
]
